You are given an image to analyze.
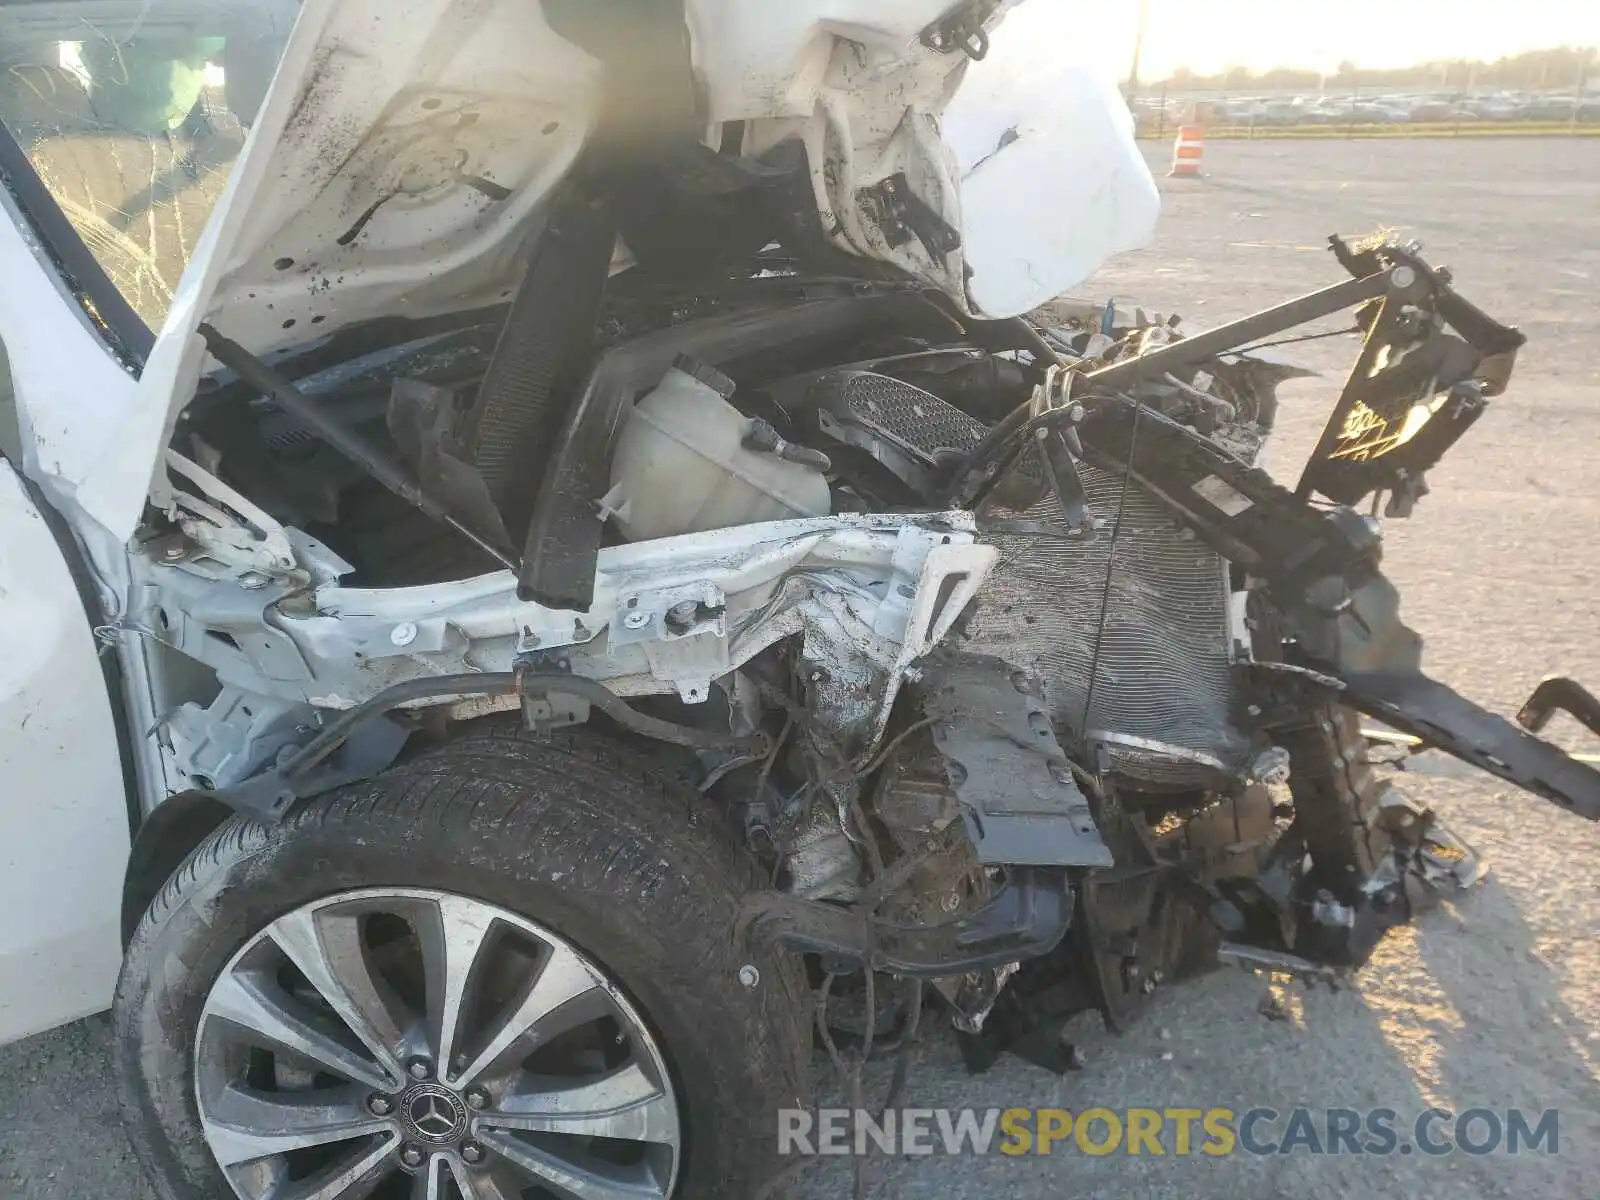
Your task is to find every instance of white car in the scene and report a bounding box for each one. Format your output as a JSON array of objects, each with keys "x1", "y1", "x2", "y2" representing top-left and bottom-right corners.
[{"x1": 3, "y1": 3, "x2": 1594, "y2": 1199}]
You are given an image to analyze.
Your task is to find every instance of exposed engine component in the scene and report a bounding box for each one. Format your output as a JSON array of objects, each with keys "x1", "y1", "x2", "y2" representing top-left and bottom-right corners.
[
  {"x1": 782, "y1": 348, "x2": 1257, "y2": 791},
  {"x1": 786, "y1": 800, "x2": 866, "y2": 902},
  {"x1": 607, "y1": 355, "x2": 831, "y2": 541},
  {"x1": 38, "y1": 6, "x2": 1599, "y2": 1197},
  {"x1": 170, "y1": 229, "x2": 1597, "y2": 1102},
  {"x1": 806, "y1": 369, "x2": 989, "y2": 499}
]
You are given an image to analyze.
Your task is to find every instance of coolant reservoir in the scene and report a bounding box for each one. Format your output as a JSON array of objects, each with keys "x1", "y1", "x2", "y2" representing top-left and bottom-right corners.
[{"x1": 608, "y1": 356, "x2": 831, "y2": 541}]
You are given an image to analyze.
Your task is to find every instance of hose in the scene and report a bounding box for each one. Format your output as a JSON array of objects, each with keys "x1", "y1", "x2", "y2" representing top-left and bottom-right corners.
[{"x1": 281, "y1": 670, "x2": 763, "y2": 787}]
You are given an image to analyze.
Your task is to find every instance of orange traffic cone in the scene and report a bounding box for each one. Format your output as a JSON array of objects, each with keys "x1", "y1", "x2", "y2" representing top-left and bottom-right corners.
[{"x1": 1169, "y1": 125, "x2": 1204, "y2": 177}]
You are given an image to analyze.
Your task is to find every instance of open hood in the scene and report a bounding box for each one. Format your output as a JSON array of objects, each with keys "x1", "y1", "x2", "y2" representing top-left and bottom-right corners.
[{"x1": 77, "y1": 0, "x2": 1155, "y2": 539}]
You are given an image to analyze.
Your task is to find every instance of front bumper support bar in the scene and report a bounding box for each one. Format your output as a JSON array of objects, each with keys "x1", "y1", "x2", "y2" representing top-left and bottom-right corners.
[{"x1": 1339, "y1": 671, "x2": 1600, "y2": 822}]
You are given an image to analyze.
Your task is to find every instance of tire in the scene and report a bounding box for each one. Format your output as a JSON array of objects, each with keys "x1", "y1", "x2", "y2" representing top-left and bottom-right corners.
[
  {"x1": 1283, "y1": 701, "x2": 1394, "y2": 887},
  {"x1": 1248, "y1": 601, "x2": 1393, "y2": 893},
  {"x1": 115, "y1": 722, "x2": 810, "y2": 1200}
]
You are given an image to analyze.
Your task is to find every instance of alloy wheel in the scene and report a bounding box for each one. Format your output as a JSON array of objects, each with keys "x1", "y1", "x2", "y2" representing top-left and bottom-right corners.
[{"x1": 194, "y1": 888, "x2": 682, "y2": 1199}]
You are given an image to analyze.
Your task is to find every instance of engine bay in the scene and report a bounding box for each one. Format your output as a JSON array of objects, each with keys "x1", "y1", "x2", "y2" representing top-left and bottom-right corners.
[{"x1": 134, "y1": 222, "x2": 1600, "y2": 1081}]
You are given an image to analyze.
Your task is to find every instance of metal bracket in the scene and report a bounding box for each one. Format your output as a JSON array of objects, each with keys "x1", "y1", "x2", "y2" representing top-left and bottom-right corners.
[
  {"x1": 519, "y1": 688, "x2": 591, "y2": 734},
  {"x1": 743, "y1": 866, "x2": 1073, "y2": 978},
  {"x1": 871, "y1": 525, "x2": 961, "y2": 643},
  {"x1": 163, "y1": 450, "x2": 302, "y2": 585},
  {"x1": 919, "y1": 0, "x2": 999, "y2": 60},
  {"x1": 1216, "y1": 942, "x2": 1347, "y2": 987},
  {"x1": 860, "y1": 172, "x2": 962, "y2": 259},
  {"x1": 1517, "y1": 676, "x2": 1600, "y2": 739},
  {"x1": 1028, "y1": 365, "x2": 1091, "y2": 533},
  {"x1": 610, "y1": 581, "x2": 729, "y2": 703},
  {"x1": 1340, "y1": 671, "x2": 1600, "y2": 822}
]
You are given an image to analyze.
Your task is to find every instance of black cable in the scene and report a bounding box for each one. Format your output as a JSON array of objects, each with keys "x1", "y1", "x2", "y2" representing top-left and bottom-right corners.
[
  {"x1": 852, "y1": 967, "x2": 875, "y2": 1200},
  {"x1": 283, "y1": 673, "x2": 518, "y2": 782},
  {"x1": 280, "y1": 670, "x2": 762, "y2": 786},
  {"x1": 878, "y1": 978, "x2": 923, "y2": 1114},
  {"x1": 1228, "y1": 323, "x2": 1361, "y2": 357},
  {"x1": 856, "y1": 714, "x2": 939, "y2": 777}
]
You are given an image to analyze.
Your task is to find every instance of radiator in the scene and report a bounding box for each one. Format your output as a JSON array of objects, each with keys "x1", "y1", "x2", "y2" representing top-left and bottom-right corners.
[{"x1": 829, "y1": 371, "x2": 1248, "y2": 789}]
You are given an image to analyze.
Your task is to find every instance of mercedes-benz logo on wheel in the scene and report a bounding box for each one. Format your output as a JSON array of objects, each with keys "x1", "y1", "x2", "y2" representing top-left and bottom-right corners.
[{"x1": 403, "y1": 1086, "x2": 468, "y2": 1144}]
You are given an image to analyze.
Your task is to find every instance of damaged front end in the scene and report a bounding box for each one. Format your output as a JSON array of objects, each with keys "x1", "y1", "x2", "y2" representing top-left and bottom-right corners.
[
  {"x1": 97, "y1": 2, "x2": 1599, "y2": 1088},
  {"x1": 139, "y1": 227, "x2": 1600, "y2": 1080}
]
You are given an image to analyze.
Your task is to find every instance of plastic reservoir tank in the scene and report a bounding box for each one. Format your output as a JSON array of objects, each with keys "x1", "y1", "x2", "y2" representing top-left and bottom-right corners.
[{"x1": 608, "y1": 356, "x2": 831, "y2": 542}]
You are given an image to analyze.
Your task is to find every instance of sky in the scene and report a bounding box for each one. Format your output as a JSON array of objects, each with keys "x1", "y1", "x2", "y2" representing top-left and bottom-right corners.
[{"x1": 1001, "y1": 0, "x2": 1600, "y2": 79}]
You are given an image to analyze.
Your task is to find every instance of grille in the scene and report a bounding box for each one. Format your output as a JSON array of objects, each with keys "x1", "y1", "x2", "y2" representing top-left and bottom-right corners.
[
  {"x1": 847, "y1": 375, "x2": 1246, "y2": 789},
  {"x1": 840, "y1": 372, "x2": 989, "y2": 458}
]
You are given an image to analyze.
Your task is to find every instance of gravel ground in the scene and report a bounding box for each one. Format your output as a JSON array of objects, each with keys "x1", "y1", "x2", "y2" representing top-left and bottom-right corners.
[{"x1": 3, "y1": 137, "x2": 1598, "y2": 1200}]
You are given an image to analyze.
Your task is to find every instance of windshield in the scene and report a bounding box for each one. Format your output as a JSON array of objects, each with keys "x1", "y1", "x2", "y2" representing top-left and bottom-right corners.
[{"x1": 0, "y1": 1, "x2": 297, "y2": 333}]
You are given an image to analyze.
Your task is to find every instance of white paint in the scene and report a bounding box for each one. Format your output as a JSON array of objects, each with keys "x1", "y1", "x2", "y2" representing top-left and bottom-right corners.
[
  {"x1": 0, "y1": 464, "x2": 129, "y2": 1042},
  {"x1": 273, "y1": 512, "x2": 992, "y2": 709},
  {"x1": 0, "y1": 188, "x2": 141, "y2": 536},
  {"x1": 1192, "y1": 474, "x2": 1255, "y2": 517},
  {"x1": 684, "y1": 0, "x2": 989, "y2": 124},
  {"x1": 0, "y1": 2, "x2": 1159, "y2": 1053},
  {"x1": 101, "y1": 0, "x2": 605, "y2": 537},
  {"x1": 941, "y1": 19, "x2": 1161, "y2": 316}
]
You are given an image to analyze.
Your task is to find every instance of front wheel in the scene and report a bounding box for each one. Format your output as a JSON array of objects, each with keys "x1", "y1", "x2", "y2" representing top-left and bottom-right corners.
[{"x1": 114, "y1": 724, "x2": 809, "y2": 1200}]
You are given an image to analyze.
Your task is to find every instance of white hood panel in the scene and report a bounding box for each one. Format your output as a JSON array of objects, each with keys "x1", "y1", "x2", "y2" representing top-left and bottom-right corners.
[
  {"x1": 205, "y1": 0, "x2": 601, "y2": 348},
  {"x1": 110, "y1": 0, "x2": 602, "y2": 535},
  {"x1": 686, "y1": 0, "x2": 979, "y2": 123}
]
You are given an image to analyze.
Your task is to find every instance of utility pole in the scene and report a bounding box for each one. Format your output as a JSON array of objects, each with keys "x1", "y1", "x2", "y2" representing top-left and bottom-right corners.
[{"x1": 1127, "y1": 0, "x2": 1150, "y2": 92}]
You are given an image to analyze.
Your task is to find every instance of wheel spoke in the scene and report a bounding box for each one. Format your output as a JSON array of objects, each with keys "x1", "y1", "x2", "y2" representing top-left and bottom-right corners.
[
  {"x1": 203, "y1": 1084, "x2": 392, "y2": 1167},
  {"x1": 454, "y1": 1164, "x2": 534, "y2": 1200},
  {"x1": 418, "y1": 895, "x2": 499, "y2": 1083},
  {"x1": 406, "y1": 1155, "x2": 526, "y2": 1200},
  {"x1": 278, "y1": 1133, "x2": 398, "y2": 1200},
  {"x1": 410, "y1": 1155, "x2": 453, "y2": 1200},
  {"x1": 482, "y1": 1063, "x2": 679, "y2": 1144},
  {"x1": 454, "y1": 943, "x2": 605, "y2": 1087},
  {"x1": 475, "y1": 1131, "x2": 668, "y2": 1200},
  {"x1": 442, "y1": 1158, "x2": 520, "y2": 1200},
  {"x1": 268, "y1": 907, "x2": 408, "y2": 1082},
  {"x1": 204, "y1": 970, "x2": 393, "y2": 1093}
]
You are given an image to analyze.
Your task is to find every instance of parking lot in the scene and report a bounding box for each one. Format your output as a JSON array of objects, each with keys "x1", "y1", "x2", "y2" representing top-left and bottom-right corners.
[
  {"x1": 3, "y1": 137, "x2": 1598, "y2": 1200},
  {"x1": 1130, "y1": 86, "x2": 1600, "y2": 132}
]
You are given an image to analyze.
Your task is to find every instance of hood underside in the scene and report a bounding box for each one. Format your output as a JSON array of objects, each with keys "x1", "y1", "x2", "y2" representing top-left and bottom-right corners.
[{"x1": 78, "y1": 0, "x2": 1156, "y2": 541}]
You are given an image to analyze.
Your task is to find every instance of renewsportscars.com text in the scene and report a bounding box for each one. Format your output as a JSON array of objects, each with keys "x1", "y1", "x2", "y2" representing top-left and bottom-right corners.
[{"x1": 778, "y1": 1106, "x2": 1560, "y2": 1158}]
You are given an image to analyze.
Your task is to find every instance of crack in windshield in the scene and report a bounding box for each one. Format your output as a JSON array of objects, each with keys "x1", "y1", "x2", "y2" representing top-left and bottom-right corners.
[{"x1": 0, "y1": 2, "x2": 296, "y2": 331}]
